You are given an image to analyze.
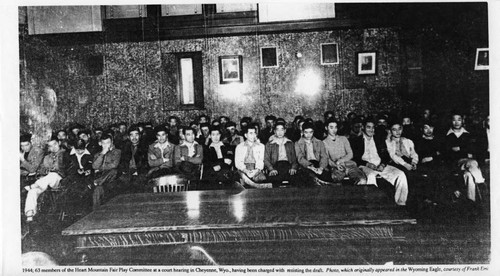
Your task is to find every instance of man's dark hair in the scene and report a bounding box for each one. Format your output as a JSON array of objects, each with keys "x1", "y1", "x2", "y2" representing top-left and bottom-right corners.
[
  {"x1": 276, "y1": 118, "x2": 286, "y2": 125},
  {"x1": 352, "y1": 117, "x2": 363, "y2": 125},
  {"x1": 74, "y1": 139, "x2": 87, "y2": 150},
  {"x1": 226, "y1": 121, "x2": 237, "y2": 128},
  {"x1": 240, "y1": 117, "x2": 252, "y2": 124},
  {"x1": 79, "y1": 129, "x2": 92, "y2": 136},
  {"x1": 324, "y1": 111, "x2": 335, "y2": 119},
  {"x1": 210, "y1": 127, "x2": 222, "y2": 135},
  {"x1": 302, "y1": 122, "x2": 315, "y2": 131},
  {"x1": 388, "y1": 119, "x2": 402, "y2": 128},
  {"x1": 325, "y1": 118, "x2": 339, "y2": 127},
  {"x1": 198, "y1": 114, "x2": 209, "y2": 122},
  {"x1": 274, "y1": 121, "x2": 286, "y2": 130},
  {"x1": 183, "y1": 127, "x2": 195, "y2": 135},
  {"x1": 450, "y1": 110, "x2": 463, "y2": 118},
  {"x1": 189, "y1": 121, "x2": 198, "y2": 128},
  {"x1": 293, "y1": 115, "x2": 305, "y2": 124},
  {"x1": 363, "y1": 117, "x2": 377, "y2": 127},
  {"x1": 211, "y1": 119, "x2": 220, "y2": 125},
  {"x1": 100, "y1": 134, "x2": 113, "y2": 142},
  {"x1": 128, "y1": 126, "x2": 141, "y2": 135},
  {"x1": 20, "y1": 133, "x2": 32, "y2": 143},
  {"x1": 420, "y1": 119, "x2": 435, "y2": 129},
  {"x1": 265, "y1": 115, "x2": 277, "y2": 122},
  {"x1": 94, "y1": 127, "x2": 103, "y2": 132},
  {"x1": 243, "y1": 123, "x2": 258, "y2": 134},
  {"x1": 118, "y1": 122, "x2": 127, "y2": 127},
  {"x1": 154, "y1": 125, "x2": 168, "y2": 135},
  {"x1": 200, "y1": 122, "x2": 210, "y2": 129}
]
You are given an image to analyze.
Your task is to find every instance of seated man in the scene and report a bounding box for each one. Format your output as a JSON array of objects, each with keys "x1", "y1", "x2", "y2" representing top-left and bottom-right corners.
[
  {"x1": 443, "y1": 112, "x2": 485, "y2": 203},
  {"x1": 235, "y1": 123, "x2": 266, "y2": 184},
  {"x1": 415, "y1": 120, "x2": 444, "y2": 203},
  {"x1": 223, "y1": 121, "x2": 243, "y2": 156},
  {"x1": 196, "y1": 123, "x2": 211, "y2": 146},
  {"x1": 118, "y1": 125, "x2": 149, "y2": 192},
  {"x1": 24, "y1": 136, "x2": 67, "y2": 222},
  {"x1": 20, "y1": 133, "x2": 44, "y2": 181},
  {"x1": 401, "y1": 114, "x2": 418, "y2": 142},
  {"x1": 113, "y1": 122, "x2": 129, "y2": 150},
  {"x1": 295, "y1": 122, "x2": 329, "y2": 185},
  {"x1": 323, "y1": 118, "x2": 366, "y2": 185},
  {"x1": 174, "y1": 127, "x2": 204, "y2": 180},
  {"x1": 350, "y1": 119, "x2": 408, "y2": 206},
  {"x1": 56, "y1": 129, "x2": 70, "y2": 151},
  {"x1": 203, "y1": 127, "x2": 236, "y2": 185},
  {"x1": 168, "y1": 116, "x2": 181, "y2": 145},
  {"x1": 386, "y1": 121, "x2": 422, "y2": 204},
  {"x1": 259, "y1": 115, "x2": 276, "y2": 144},
  {"x1": 61, "y1": 139, "x2": 93, "y2": 208},
  {"x1": 347, "y1": 117, "x2": 364, "y2": 140},
  {"x1": 78, "y1": 129, "x2": 101, "y2": 156},
  {"x1": 148, "y1": 126, "x2": 176, "y2": 179},
  {"x1": 91, "y1": 134, "x2": 121, "y2": 208},
  {"x1": 264, "y1": 122, "x2": 299, "y2": 187},
  {"x1": 386, "y1": 121, "x2": 419, "y2": 172}
]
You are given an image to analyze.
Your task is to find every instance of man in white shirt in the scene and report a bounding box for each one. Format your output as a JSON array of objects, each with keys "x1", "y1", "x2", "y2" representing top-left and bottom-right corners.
[
  {"x1": 235, "y1": 124, "x2": 266, "y2": 183},
  {"x1": 350, "y1": 119, "x2": 408, "y2": 206}
]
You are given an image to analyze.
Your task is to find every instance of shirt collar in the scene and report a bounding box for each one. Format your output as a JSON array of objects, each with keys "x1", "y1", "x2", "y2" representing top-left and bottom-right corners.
[
  {"x1": 181, "y1": 140, "x2": 198, "y2": 147},
  {"x1": 270, "y1": 137, "x2": 290, "y2": 144},
  {"x1": 363, "y1": 133, "x2": 374, "y2": 141},
  {"x1": 209, "y1": 141, "x2": 224, "y2": 148},
  {"x1": 154, "y1": 141, "x2": 170, "y2": 149},
  {"x1": 70, "y1": 148, "x2": 91, "y2": 156},
  {"x1": 446, "y1": 128, "x2": 469, "y2": 136}
]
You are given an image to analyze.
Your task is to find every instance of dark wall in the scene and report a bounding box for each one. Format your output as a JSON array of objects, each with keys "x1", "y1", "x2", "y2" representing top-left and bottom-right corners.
[
  {"x1": 19, "y1": 3, "x2": 489, "y2": 144},
  {"x1": 20, "y1": 27, "x2": 404, "y2": 142}
]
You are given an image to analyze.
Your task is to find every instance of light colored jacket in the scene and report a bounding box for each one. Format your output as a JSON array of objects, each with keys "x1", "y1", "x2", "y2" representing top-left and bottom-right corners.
[
  {"x1": 235, "y1": 141, "x2": 265, "y2": 171},
  {"x1": 386, "y1": 137, "x2": 419, "y2": 166},
  {"x1": 20, "y1": 146, "x2": 44, "y2": 176}
]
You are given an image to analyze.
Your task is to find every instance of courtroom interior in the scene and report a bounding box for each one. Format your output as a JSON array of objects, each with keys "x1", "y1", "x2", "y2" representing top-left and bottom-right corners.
[{"x1": 19, "y1": 3, "x2": 490, "y2": 265}]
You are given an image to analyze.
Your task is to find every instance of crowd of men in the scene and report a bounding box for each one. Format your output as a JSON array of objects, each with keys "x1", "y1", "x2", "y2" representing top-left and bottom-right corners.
[{"x1": 20, "y1": 109, "x2": 489, "y2": 223}]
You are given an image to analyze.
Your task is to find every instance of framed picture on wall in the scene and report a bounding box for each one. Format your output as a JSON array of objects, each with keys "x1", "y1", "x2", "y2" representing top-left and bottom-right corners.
[
  {"x1": 357, "y1": 52, "x2": 377, "y2": 75},
  {"x1": 320, "y1": 43, "x2": 339, "y2": 65},
  {"x1": 219, "y1": 55, "x2": 243, "y2": 84},
  {"x1": 261, "y1": 46, "x2": 278, "y2": 68},
  {"x1": 474, "y1": 48, "x2": 489, "y2": 70}
]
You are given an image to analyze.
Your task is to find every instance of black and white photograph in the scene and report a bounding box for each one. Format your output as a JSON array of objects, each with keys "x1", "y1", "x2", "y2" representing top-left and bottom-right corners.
[
  {"x1": 475, "y1": 48, "x2": 489, "y2": 70},
  {"x1": 1, "y1": 0, "x2": 497, "y2": 274},
  {"x1": 357, "y1": 52, "x2": 377, "y2": 75},
  {"x1": 260, "y1": 46, "x2": 278, "y2": 68},
  {"x1": 219, "y1": 55, "x2": 243, "y2": 84},
  {"x1": 320, "y1": 43, "x2": 339, "y2": 65}
]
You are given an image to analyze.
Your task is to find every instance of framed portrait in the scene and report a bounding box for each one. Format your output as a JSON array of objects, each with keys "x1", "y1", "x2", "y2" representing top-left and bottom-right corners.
[
  {"x1": 320, "y1": 43, "x2": 339, "y2": 65},
  {"x1": 357, "y1": 52, "x2": 377, "y2": 75},
  {"x1": 261, "y1": 46, "x2": 278, "y2": 68},
  {"x1": 474, "y1": 48, "x2": 489, "y2": 70},
  {"x1": 219, "y1": 55, "x2": 243, "y2": 84}
]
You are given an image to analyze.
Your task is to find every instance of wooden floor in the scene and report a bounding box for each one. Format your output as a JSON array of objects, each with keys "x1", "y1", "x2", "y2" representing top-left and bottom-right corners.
[{"x1": 22, "y1": 172, "x2": 490, "y2": 265}]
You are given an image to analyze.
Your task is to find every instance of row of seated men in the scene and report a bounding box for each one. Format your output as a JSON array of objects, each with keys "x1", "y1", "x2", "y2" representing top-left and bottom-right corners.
[{"x1": 20, "y1": 110, "x2": 489, "y2": 223}]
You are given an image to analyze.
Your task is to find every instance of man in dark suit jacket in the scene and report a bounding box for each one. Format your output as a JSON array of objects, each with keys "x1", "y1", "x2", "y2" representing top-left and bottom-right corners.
[
  {"x1": 119, "y1": 126, "x2": 149, "y2": 192},
  {"x1": 203, "y1": 127, "x2": 237, "y2": 186},
  {"x1": 349, "y1": 118, "x2": 408, "y2": 206}
]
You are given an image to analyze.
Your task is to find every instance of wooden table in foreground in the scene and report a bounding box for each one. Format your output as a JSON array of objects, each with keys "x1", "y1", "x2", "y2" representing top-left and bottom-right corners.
[{"x1": 62, "y1": 185, "x2": 416, "y2": 265}]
